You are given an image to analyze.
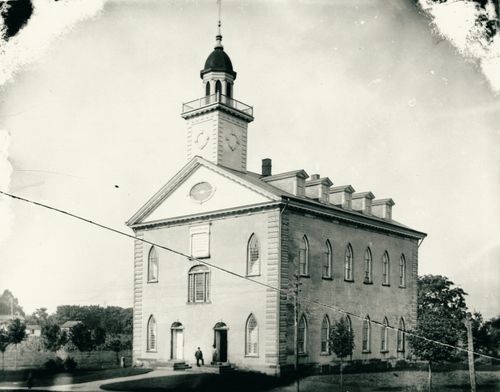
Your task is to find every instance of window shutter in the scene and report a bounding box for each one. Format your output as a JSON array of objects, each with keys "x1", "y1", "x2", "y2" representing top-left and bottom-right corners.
[{"x1": 190, "y1": 224, "x2": 210, "y2": 258}]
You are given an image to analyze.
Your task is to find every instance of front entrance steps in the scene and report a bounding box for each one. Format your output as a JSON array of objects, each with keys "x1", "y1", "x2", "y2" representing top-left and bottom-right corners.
[{"x1": 156, "y1": 359, "x2": 192, "y2": 370}]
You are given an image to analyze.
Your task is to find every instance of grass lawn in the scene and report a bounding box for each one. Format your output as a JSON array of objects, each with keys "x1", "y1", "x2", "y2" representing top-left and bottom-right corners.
[
  {"x1": 101, "y1": 369, "x2": 500, "y2": 392},
  {"x1": 0, "y1": 367, "x2": 152, "y2": 388}
]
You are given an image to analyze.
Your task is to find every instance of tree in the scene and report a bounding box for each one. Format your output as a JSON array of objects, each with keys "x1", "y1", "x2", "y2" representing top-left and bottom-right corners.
[
  {"x1": 408, "y1": 275, "x2": 468, "y2": 391},
  {"x1": 472, "y1": 314, "x2": 500, "y2": 358},
  {"x1": 0, "y1": 290, "x2": 25, "y2": 317},
  {"x1": 0, "y1": 329, "x2": 9, "y2": 372},
  {"x1": 26, "y1": 308, "x2": 49, "y2": 327},
  {"x1": 92, "y1": 327, "x2": 106, "y2": 348},
  {"x1": 41, "y1": 323, "x2": 67, "y2": 352},
  {"x1": 7, "y1": 318, "x2": 26, "y2": 370},
  {"x1": 70, "y1": 323, "x2": 94, "y2": 351},
  {"x1": 329, "y1": 317, "x2": 355, "y2": 392},
  {"x1": 107, "y1": 338, "x2": 123, "y2": 365}
]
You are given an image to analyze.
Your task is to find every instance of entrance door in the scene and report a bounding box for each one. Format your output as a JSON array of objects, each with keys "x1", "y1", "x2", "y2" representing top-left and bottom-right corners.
[
  {"x1": 213, "y1": 322, "x2": 228, "y2": 363},
  {"x1": 171, "y1": 322, "x2": 184, "y2": 360}
]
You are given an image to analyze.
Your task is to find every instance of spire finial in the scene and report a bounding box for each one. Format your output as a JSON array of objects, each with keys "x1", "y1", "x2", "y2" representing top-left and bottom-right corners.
[{"x1": 215, "y1": 0, "x2": 223, "y2": 48}]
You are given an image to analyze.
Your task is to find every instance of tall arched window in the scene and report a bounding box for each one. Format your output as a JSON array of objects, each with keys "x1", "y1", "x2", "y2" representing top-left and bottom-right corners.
[
  {"x1": 148, "y1": 246, "x2": 158, "y2": 282},
  {"x1": 344, "y1": 244, "x2": 353, "y2": 281},
  {"x1": 364, "y1": 247, "x2": 372, "y2": 283},
  {"x1": 297, "y1": 315, "x2": 308, "y2": 354},
  {"x1": 299, "y1": 236, "x2": 309, "y2": 276},
  {"x1": 226, "y1": 82, "x2": 232, "y2": 98},
  {"x1": 188, "y1": 265, "x2": 210, "y2": 303},
  {"x1": 381, "y1": 317, "x2": 389, "y2": 352},
  {"x1": 323, "y1": 240, "x2": 332, "y2": 278},
  {"x1": 321, "y1": 315, "x2": 330, "y2": 354},
  {"x1": 245, "y1": 314, "x2": 258, "y2": 356},
  {"x1": 399, "y1": 255, "x2": 406, "y2": 287},
  {"x1": 205, "y1": 81, "x2": 210, "y2": 96},
  {"x1": 215, "y1": 80, "x2": 222, "y2": 95},
  {"x1": 247, "y1": 234, "x2": 260, "y2": 276},
  {"x1": 382, "y1": 251, "x2": 390, "y2": 285},
  {"x1": 345, "y1": 315, "x2": 352, "y2": 334},
  {"x1": 362, "y1": 316, "x2": 371, "y2": 352},
  {"x1": 147, "y1": 315, "x2": 157, "y2": 352},
  {"x1": 397, "y1": 318, "x2": 405, "y2": 352}
]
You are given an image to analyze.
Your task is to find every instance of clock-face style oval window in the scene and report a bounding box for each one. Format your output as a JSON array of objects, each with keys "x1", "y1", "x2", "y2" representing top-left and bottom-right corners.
[{"x1": 189, "y1": 182, "x2": 214, "y2": 203}]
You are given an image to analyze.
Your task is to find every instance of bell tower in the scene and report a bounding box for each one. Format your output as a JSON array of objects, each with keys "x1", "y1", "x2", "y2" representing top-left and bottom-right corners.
[{"x1": 181, "y1": 15, "x2": 254, "y2": 172}]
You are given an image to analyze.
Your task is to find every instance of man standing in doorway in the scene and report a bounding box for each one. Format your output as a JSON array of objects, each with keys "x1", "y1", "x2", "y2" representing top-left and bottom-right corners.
[{"x1": 195, "y1": 347, "x2": 204, "y2": 366}]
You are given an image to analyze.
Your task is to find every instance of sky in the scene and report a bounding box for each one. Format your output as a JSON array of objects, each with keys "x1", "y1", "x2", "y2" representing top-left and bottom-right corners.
[{"x1": 0, "y1": 0, "x2": 499, "y2": 319}]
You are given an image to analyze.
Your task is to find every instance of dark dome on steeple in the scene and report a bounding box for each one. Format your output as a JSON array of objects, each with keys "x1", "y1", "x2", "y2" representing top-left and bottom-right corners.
[{"x1": 200, "y1": 46, "x2": 237, "y2": 79}]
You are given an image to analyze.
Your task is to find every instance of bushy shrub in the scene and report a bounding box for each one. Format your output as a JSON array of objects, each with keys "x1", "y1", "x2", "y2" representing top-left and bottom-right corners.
[
  {"x1": 44, "y1": 358, "x2": 64, "y2": 372},
  {"x1": 64, "y1": 357, "x2": 77, "y2": 371}
]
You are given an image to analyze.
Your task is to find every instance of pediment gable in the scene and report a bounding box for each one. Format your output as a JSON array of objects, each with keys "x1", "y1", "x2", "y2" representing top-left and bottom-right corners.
[{"x1": 127, "y1": 157, "x2": 280, "y2": 226}]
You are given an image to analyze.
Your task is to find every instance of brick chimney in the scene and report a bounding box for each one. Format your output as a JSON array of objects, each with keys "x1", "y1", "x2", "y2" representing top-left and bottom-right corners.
[
  {"x1": 351, "y1": 192, "x2": 375, "y2": 215},
  {"x1": 261, "y1": 158, "x2": 272, "y2": 177},
  {"x1": 329, "y1": 185, "x2": 355, "y2": 209},
  {"x1": 372, "y1": 199, "x2": 395, "y2": 220}
]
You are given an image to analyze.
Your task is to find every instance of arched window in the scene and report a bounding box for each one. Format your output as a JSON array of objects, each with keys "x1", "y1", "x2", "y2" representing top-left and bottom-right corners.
[
  {"x1": 364, "y1": 247, "x2": 372, "y2": 283},
  {"x1": 321, "y1": 315, "x2": 330, "y2": 354},
  {"x1": 382, "y1": 251, "x2": 390, "y2": 285},
  {"x1": 397, "y1": 318, "x2": 405, "y2": 352},
  {"x1": 247, "y1": 234, "x2": 260, "y2": 276},
  {"x1": 362, "y1": 316, "x2": 371, "y2": 352},
  {"x1": 381, "y1": 317, "x2": 389, "y2": 352},
  {"x1": 299, "y1": 236, "x2": 309, "y2": 276},
  {"x1": 297, "y1": 315, "x2": 308, "y2": 354},
  {"x1": 188, "y1": 265, "x2": 210, "y2": 303},
  {"x1": 344, "y1": 244, "x2": 353, "y2": 281},
  {"x1": 215, "y1": 80, "x2": 222, "y2": 95},
  {"x1": 226, "y1": 82, "x2": 232, "y2": 98},
  {"x1": 399, "y1": 255, "x2": 406, "y2": 287},
  {"x1": 245, "y1": 314, "x2": 258, "y2": 355},
  {"x1": 148, "y1": 246, "x2": 158, "y2": 282},
  {"x1": 147, "y1": 315, "x2": 157, "y2": 351},
  {"x1": 205, "y1": 81, "x2": 210, "y2": 96},
  {"x1": 345, "y1": 315, "x2": 352, "y2": 334},
  {"x1": 322, "y1": 240, "x2": 332, "y2": 278}
]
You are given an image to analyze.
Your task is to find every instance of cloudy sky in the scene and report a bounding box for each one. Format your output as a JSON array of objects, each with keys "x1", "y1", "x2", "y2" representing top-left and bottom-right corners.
[{"x1": 0, "y1": 0, "x2": 499, "y2": 318}]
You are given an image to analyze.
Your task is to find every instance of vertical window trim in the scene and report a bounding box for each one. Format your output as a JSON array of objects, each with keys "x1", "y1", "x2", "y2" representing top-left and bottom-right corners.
[
  {"x1": 364, "y1": 247, "x2": 372, "y2": 284},
  {"x1": 147, "y1": 246, "x2": 159, "y2": 283},
  {"x1": 381, "y1": 317, "x2": 389, "y2": 353},
  {"x1": 344, "y1": 244, "x2": 354, "y2": 281},
  {"x1": 382, "y1": 251, "x2": 390, "y2": 286},
  {"x1": 147, "y1": 315, "x2": 157, "y2": 352},
  {"x1": 322, "y1": 240, "x2": 333, "y2": 279},
  {"x1": 397, "y1": 318, "x2": 406, "y2": 353},
  {"x1": 399, "y1": 255, "x2": 406, "y2": 288},
  {"x1": 320, "y1": 315, "x2": 330, "y2": 354},
  {"x1": 299, "y1": 236, "x2": 309, "y2": 276},
  {"x1": 245, "y1": 313, "x2": 259, "y2": 356},
  {"x1": 246, "y1": 234, "x2": 261, "y2": 277},
  {"x1": 362, "y1": 316, "x2": 371, "y2": 353}
]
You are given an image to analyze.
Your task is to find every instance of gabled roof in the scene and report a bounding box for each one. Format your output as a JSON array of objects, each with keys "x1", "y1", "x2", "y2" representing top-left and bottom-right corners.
[
  {"x1": 126, "y1": 156, "x2": 282, "y2": 226},
  {"x1": 127, "y1": 157, "x2": 426, "y2": 239},
  {"x1": 60, "y1": 320, "x2": 81, "y2": 329}
]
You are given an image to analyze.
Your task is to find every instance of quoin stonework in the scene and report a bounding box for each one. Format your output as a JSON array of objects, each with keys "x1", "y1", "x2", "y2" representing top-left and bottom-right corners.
[{"x1": 126, "y1": 25, "x2": 426, "y2": 375}]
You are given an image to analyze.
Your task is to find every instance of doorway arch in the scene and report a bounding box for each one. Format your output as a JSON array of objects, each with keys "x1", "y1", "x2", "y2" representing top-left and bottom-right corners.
[
  {"x1": 213, "y1": 322, "x2": 228, "y2": 363},
  {"x1": 170, "y1": 322, "x2": 184, "y2": 360}
]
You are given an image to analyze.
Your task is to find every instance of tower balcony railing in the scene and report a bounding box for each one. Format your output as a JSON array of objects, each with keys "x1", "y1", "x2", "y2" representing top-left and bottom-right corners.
[{"x1": 182, "y1": 93, "x2": 253, "y2": 117}]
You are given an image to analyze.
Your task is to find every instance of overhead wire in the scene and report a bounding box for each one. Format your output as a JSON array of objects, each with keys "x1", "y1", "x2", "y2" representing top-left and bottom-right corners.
[{"x1": 1, "y1": 189, "x2": 499, "y2": 362}]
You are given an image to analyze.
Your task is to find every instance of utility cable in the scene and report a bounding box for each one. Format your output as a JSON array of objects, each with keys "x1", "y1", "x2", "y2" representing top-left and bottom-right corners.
[{"x1": 1, "y1": 189, "x2": 499, "y2": 362}]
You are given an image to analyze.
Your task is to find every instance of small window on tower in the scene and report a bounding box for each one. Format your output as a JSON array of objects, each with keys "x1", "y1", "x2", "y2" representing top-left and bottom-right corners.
[
  {"x1": 215, "y1": 80, "x2": 222, "y2": 95},
  {"x1": 227, "y1": 82, "x2": 232, "y2": 98},
  {"x1": 205, "y1": 82, "x2": 210, "y2": 96}
]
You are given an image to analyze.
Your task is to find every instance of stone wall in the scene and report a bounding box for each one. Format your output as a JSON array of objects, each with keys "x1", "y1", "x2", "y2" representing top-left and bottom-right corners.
[{"x1": 1, "y1": 339, "x2": 132, "y2": 370}]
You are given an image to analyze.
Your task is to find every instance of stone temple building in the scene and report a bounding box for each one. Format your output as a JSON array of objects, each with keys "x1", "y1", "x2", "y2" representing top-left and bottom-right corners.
[{"x1": 126, "y1": 27, "x2": 426, "y2": 375}]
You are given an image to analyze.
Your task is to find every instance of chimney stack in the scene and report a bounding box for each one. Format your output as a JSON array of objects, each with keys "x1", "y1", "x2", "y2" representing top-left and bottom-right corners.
[
  {"x1": 372, "y1": 199, "x2": 395, "y2": 220},
  {"x1": 352, "y1": 192, "x2": 375, "y2": 215},
  {"x1": 261, "y1": 158, "x2": 272, "y2": 177}
]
